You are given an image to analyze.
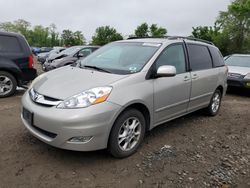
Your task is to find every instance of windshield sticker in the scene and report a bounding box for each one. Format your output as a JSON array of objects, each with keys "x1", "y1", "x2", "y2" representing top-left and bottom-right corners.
[
  {"x1": 129, "y1": 67, "x2": 138, "y2": 72},
  {"x1": 142, "y1": 43, "x2": 161, "y2": 47}
]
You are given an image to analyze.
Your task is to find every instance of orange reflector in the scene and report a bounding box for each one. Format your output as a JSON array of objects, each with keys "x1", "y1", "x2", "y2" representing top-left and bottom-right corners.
[{"x1": 93, "y1": 94, "x2": 109, "y2": 104}]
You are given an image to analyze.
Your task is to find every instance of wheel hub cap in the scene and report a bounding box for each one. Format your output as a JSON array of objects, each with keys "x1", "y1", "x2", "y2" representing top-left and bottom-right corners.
[
  {"x1": 211, "y1": 93, "x2": 220, "y2": 113},
  {"x1": 118, "y1": 117, "x2": 142, "y2": 151},
  {"x1": 0, "y1": 76, "x2": 13, "y2": 95}
]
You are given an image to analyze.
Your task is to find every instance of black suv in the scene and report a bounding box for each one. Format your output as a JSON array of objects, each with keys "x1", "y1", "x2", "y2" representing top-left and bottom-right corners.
[{"x1": 0, "y1": 31, "x2": 37, "y2": 97}]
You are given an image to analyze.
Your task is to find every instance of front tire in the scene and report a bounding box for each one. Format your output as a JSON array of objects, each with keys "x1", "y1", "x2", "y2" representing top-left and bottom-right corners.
[
  {"x1": 0, "y1": 71, "x2": 17, "y2": 98},
  {"x1": 108, "y1": 108, "x2": 146, "y2": 158},
  {"x1": 206, "y1": 89, "x2": 222, "y2": 116}
]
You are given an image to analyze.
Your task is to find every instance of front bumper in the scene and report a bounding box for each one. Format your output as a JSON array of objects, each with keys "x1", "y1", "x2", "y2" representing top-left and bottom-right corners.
[
  {"x1": 43, "y1": 62, "x2": 56, "y2": 72},
  {"x1": 227, "y1": 77, "x2": 250, "y2": 89},
  {"x1": 21, "y1": 91, "x2": 121, "y2": 151}
]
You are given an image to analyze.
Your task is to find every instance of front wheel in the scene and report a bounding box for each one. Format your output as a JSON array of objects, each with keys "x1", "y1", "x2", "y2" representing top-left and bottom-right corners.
[
  {"x1": 206, "y1": 89, "x2": 222, "y2": 116},
  {"x1": 108, "y1": 108, "x2": 146, "y2": 158}
]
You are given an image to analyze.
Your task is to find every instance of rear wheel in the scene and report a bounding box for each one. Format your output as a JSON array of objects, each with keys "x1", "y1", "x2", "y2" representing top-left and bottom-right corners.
[
  {"x1": 206, "y1": 89, "x2": 222, "y2": 116},
  {"x1": 0, "y1": 71, "x2": 17, "y2": 98},
  {"x1": 108, "y1": 108, "x2": 146, "y2": 158}
]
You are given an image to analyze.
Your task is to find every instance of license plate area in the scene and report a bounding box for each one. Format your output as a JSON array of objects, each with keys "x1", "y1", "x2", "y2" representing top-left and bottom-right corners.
[{"x1": 23, "y1": 108, "x2": 33, "y2": 125}]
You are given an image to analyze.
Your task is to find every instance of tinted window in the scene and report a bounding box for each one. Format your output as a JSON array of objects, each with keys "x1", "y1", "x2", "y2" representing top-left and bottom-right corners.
[
  {"x1": 188, "y1": 44, "x2": 212, "y2": 71},
  {"x1": 155, "y1": 44, "x2": 186, "y2": 74},
  {"x1": 0, "y1": 35, "x2": 22, "y2": 53},
  {"x1": 209, "y1": 47, "x2": 224, "y2": 67}
]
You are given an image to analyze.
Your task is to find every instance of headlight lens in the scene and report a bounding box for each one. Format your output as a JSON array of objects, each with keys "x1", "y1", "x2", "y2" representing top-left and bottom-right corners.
[
  {"x1": 244, "y1": 73, "x2": 250, "y2": 79},
  {"x1": 57, "y1": 86, "x2": 112, "y2": 109}
]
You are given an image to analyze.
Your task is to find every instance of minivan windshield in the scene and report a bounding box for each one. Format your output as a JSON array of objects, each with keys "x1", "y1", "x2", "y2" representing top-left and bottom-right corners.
[
  {"x1": 80, "y1": 42, "x2": 161, "y2": 74},
  {"x1": 225, "y1": 56, "x2": 250, "y2": 67}
]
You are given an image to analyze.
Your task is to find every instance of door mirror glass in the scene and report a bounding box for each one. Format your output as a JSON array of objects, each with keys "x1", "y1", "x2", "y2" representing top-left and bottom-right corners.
[{"x1": 156, "y1": 65, "x2": 176, "y2": 77}]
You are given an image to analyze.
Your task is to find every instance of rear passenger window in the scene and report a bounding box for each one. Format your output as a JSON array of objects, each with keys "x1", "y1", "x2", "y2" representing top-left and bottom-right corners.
[
  {"x1": 188, "y1": 44, "x2": 212, "y2": 71},
  {"x1": 209, "y1": 47, "x2": 225, "y2": 67},
  {"x1": 0, "y1": 35, "x2": 22, "y2": 53},
  {"x1": 155, "y1": 44, "x2": 186, "y2": 74}
]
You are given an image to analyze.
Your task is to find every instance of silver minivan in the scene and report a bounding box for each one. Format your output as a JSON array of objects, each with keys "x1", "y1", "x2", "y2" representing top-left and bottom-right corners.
[{"x1": 21, "y1": 37, "x2": 228, "y2": 158}]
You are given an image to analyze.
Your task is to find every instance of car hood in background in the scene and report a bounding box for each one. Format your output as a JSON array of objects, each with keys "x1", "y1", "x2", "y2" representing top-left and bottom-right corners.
[
  {"x1": 47, "y1": 53, "x2": 68, "y2": 61},
  {"x1": 51, "y1": 56, "x2": 78, "y2": 66},
  {"x1": 33, "y1": 66, "x2": 129, "y2": 100},
  {"x1": 227, "y1": 66, "x2": 250, "y2": 75}
]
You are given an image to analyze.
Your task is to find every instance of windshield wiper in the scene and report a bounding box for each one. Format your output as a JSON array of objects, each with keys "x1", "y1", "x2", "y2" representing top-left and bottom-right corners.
[{"x1": 83, "y1": 65, "x2": 111, "y2": 73}]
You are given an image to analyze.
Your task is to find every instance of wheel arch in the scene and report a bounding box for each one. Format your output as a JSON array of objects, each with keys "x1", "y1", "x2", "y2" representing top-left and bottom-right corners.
[{"x1": 107, "y1": 101, "x2": 152, "y2": 145}]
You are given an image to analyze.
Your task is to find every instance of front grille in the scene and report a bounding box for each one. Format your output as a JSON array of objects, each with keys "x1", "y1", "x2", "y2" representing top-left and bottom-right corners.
[
  {"x1": 29, "y1": 88, "x2": 62, "y2": 107},
  {"x1": 31, "y1": 124, "x2": 57, "y2": 138}
]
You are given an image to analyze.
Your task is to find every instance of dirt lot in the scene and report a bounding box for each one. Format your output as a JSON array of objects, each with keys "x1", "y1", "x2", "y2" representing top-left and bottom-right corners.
[{"x1": 0, "y1": 62, "x2": 250, "y2": 188}]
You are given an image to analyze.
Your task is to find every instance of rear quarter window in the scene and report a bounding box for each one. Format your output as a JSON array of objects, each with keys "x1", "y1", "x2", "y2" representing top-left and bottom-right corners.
[
  {"x1": 188, "y1": 44, "x2": 213, "y2": 71},
  {"x1": 0, "y1": 35, "x2": 23, "y2": 53},
  {"x1": 209, "y1": 46, "x2": 225, "y2": 67}
]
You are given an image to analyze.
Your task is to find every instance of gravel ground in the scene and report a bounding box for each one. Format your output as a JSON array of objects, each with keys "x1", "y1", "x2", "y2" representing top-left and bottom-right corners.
[{"x1": 0, "y1": 60, "x2": 249, "y2": 188}]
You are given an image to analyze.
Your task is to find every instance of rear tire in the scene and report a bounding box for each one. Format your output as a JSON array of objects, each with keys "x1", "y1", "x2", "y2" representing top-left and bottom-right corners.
[
  {"x1": 206, "y1": 89, "x2": 222, "y2": 116},
  {"x1": 108, "y1": 108, "x2": 146, "y2": 158},
  {"x1": 0, "y1": 71, "x2": 17, "y2": 98}
]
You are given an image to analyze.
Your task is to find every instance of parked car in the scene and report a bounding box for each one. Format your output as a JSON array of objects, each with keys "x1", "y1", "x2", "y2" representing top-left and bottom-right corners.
[
  {"x1": 43, "y1": 46, "x2": 82, "y2": 66},
  {"x1": 21, "y1": 37, "x2": 227, "y2": 158},
  {"x1": 225, "y1": 54, "x2": 250, "y2": 89},
  {"x1": 31, "y1": 47, "x2": 41, "y2": 55},
  {"x1": 39, "y1": 47, "x2": 53, "y2": 54},
  {"x1": 37, "y1": 47, "x2": 65, "y2": 64},
  {"x1": 0, "y1": 31, "x2": 37, "y2": 97},
  {"x1": 43, "y1": 46, "x2": 99, "y2": 71}
]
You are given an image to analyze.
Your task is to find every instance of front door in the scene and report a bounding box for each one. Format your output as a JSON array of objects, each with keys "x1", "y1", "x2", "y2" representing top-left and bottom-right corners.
[{"x1": 153, "y1": 43, "x2": 191, "y2": 125}]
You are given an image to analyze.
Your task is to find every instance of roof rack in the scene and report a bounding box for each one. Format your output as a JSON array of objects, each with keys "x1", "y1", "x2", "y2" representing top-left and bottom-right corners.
[
  {"x1": 127, "y1": 35, "x2": 214, "y2": 45},
  {"x1": 166, "y1": 36, "x2": 214, "y2": 45},
  {"x1": 127, "y1": 36, "x2": 159, "y2": 40}
]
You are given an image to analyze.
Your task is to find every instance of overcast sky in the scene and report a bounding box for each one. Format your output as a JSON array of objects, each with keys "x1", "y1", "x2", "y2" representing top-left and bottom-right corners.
[{"x1": 0, "y1": 0, "x2": 231, "y2": 41}]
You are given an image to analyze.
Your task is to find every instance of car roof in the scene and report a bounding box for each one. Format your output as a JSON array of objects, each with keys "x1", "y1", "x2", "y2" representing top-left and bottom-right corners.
[
  {"x1": 230, "y1": 54, "x2": 250, "y2": 57},
  {"x1": 0, "y1": 31, "x2": 23, "y2": 38},
  {"x1": 119, "y1": 37, "x2": 214, "y2": 47}
]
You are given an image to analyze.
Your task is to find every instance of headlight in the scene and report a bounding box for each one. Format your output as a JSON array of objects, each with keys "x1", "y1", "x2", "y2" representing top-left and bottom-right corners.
[
  {"x1": 57, "y1": 86, "x2": 112, "y2": 109},
  {"x1": 244, "y1": 73, "x2": 250, "y2": 80}
]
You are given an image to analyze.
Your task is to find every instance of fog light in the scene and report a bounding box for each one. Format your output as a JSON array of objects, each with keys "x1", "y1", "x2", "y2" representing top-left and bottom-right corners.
[{"x1": 67, "y1": 136, "x2": 93, "y2": 143}]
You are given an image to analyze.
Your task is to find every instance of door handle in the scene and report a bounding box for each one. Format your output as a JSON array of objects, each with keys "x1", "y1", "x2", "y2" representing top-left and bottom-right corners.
[
  {"x1": 192, "y1": 74, "x2": 198, "y2": 79},
  {"x1": 184, "y1": 76, "x2": 190, "y2": 81}
]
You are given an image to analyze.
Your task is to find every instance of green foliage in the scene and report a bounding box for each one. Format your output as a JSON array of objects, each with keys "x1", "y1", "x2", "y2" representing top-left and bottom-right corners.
[
  {"x1": 0, "y1": 19, "x2": 85, "y2": 47},
  {"x1": 192, "y1": 0, "x2": 250, "y2": 55},
  {"x1": 91, "y1": 26, "x2": 123, "y2": 45},
  {"x1": 217, "y1": 0, "x2": 250, "y2": 53},
  {"x1": 61, "y1": 30, "x2": 85, "y2": 46},
  {"x1": 134, "y1": 23, "x2": 167, "y2": 37}
]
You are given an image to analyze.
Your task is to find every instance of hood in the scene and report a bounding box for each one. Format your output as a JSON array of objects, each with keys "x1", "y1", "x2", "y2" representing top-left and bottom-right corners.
[
  {"x1": 227, "y1": 66, "x2": 250, "y2": 75},
  {"x1": 51, "y1": 56, "x2": 78, "y2": 66},
  {"x1": 33, "y1": 66, "x2": 129, "y2": 100},
  {"x1": 48, "y1": 53, "x2": 68, "y2": 61}
]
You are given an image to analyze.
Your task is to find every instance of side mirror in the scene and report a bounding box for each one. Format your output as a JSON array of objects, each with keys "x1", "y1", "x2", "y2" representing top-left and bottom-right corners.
[{"x1": 156, "y1": 65, "x2": 176, "y2": 77}]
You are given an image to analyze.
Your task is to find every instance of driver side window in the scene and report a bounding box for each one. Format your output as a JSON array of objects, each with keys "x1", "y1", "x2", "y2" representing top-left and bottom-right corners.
[
  {"x1": 155, "y1": 44, "x2": 186, "y2": 74},
  {"x1": 78, "y1": 49, "x2": 92, "y2": 57}
]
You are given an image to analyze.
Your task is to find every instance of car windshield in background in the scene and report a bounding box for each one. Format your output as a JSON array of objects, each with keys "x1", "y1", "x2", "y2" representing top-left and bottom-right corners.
[
  {"x1": 80, "y1": 42, "x2": 161, "y2": 74},
  {"x1": 225, "y1": 56, "x2": 250, "y2": 67},
  {"x1": 60, "y1": 46, "x2": 81, "y2": 56}
]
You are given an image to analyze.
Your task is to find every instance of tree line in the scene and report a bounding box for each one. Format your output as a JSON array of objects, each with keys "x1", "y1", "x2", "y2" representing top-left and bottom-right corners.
[{"x1": 0, "y1": 0, "x2": 249, "y2": 55}]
